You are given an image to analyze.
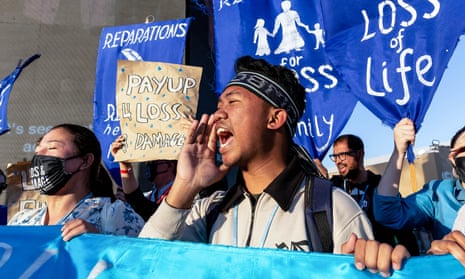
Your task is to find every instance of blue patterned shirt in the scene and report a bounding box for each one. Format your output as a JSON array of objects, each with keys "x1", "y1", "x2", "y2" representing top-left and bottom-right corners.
[{"x1": 8, "y1": 196, "x2": 144, "y2": 237}]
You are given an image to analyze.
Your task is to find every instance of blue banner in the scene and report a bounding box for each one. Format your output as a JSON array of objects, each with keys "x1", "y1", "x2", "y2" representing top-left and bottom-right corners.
[
  {"x1": 1, "y1": 225, "x2": 464, "y2": 278},
  {"x1": 320, "y1": 1, "x2": 465, "y2": 161},
  {"x1": 0, "y1": 54, "x2": 41, "y2": 136},
  {"x1": 212, "y1": 0, "x2": 358, "y2": 160},
  {"x1": 93, "y1": 19, "x2": 192, "y2": 184}
]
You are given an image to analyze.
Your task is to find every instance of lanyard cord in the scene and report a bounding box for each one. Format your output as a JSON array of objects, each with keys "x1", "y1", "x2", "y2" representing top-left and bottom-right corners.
[
  {"x1": 358, "y1": 184, "x2": 370, "y2": 209},
  {"x1": 233, "y1": 201, "x2": 280, "y2": 248},
  {"x1": 259, "y1": 205, "x2": 279, "y2": 247}
]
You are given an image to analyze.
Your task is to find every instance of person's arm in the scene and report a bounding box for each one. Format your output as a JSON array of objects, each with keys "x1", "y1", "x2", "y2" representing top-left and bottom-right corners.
[
  {"x1": 164, "y1": 114, "x2": 230, "y2": 209},
  {"x1": 139, "y1": 114, "x2": 230, "y2": 239},
  {"x1": 373, "y1": 118, "x2": 424, "y2": 230},
  {"x1": 110, "y1": 136, "x2": 139, "y2": 195},
  {"x1": 332, "y1": 188, "x2": 374, "y2": 253},
  {"x1": 139, "y1": 190, "x2": 224, "y2": 240},
  {"x1": 125, "y1": 188, "x2": 157, "y2": 221},
  {"x1": 119, "y1": 162, "x2": 140, "y2": 193},
  {"x1": 377, "y1": 118, "x2": 415, "y2": 196}
]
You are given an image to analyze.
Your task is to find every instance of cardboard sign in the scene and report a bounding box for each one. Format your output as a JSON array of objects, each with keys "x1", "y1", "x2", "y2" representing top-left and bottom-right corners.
[
  {"x1": 93, "y1": 18, "x2": 192, "y2": 184},
  {"x1": 5, "y1": 161, "x2": 46, "y2": 221},
  {"x1": 114, "y1": 60, "x2": 202, "y2": 162}
]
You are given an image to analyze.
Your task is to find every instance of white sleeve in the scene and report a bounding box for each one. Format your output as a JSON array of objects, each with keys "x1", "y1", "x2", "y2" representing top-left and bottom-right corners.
[{"x1": 453, "y1": 204, "x2": 465, "y2": 233}]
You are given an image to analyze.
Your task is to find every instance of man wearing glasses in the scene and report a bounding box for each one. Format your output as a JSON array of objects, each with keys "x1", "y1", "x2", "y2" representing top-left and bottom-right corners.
[{"x1": 329, "y1": 134, "x2": 420, "y2": 255}]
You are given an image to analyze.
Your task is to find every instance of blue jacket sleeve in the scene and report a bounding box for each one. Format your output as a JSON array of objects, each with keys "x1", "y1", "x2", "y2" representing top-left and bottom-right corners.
[{"x1": 373, "y1": 184, "x2": 434, "y2": 230}]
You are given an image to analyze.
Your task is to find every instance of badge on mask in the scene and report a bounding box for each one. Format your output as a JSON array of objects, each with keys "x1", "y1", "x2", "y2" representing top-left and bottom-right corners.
[{"x1": 30, "y1": 154, "x2": 81, "y2": 195}]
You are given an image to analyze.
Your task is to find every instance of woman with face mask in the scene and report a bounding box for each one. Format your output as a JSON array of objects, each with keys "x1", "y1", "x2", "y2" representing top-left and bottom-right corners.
[
  {"x1": 373, "y1": 119, "x2": 465, "y2": 247},
  {"x1": 8, "y1": 124, "x2": 144, "y2": 241}
]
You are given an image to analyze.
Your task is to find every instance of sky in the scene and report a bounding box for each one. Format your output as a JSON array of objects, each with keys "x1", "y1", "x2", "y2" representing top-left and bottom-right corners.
[{"x1": 322, "y1": 35, "x2": 465, "y2": 170}]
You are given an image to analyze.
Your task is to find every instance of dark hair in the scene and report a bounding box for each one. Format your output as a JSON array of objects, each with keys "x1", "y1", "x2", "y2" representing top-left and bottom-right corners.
[
  {"x1": 51, "y1": 124, "x2": 115, "y2": 201},
  {"x1": 233, "y1": 55, "x2": 306, "y2": 134},
  {"x1": 333, "y1": 134, "x2": 364, "y2": 151},
  {"x1": 451, "y1": 126, "x2": 465, "y2": 148},
  {"x1": 0, "y1": 169, "x2": 6, "y2": 195}
]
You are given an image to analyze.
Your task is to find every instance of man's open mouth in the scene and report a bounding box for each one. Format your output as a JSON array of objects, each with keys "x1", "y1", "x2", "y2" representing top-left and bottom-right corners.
[{"x1": 217, "y1": 127, "x2": 233, "y2": 148}]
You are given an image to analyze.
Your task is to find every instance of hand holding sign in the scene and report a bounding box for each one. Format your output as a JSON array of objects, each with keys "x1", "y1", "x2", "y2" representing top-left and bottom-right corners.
[{"x1": 93, "y1": 18, "x2": 192, "y2": 184}]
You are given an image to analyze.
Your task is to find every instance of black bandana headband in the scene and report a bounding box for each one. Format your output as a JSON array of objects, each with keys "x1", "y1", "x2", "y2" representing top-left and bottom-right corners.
[{"x1": 225, "y1": 71, "x2": 300, "y2": 135}]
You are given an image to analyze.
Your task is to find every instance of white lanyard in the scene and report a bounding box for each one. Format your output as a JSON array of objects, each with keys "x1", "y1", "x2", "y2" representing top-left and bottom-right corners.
[{"x1": 232, "y1": 200, "x2": 280, "y2": 248}]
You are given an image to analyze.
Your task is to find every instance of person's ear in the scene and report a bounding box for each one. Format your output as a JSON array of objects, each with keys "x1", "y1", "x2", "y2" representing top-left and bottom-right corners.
[
  {"x1": 80, "y1": 153, "x2": 95, "y2": 170},
  {"x1": 267, "y1": 108, "x2": 287, "y2": 131}
]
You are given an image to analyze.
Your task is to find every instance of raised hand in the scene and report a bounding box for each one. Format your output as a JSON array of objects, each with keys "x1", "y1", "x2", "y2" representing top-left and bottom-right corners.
[
  {"x1": 111, "y1": 135, "x2": 126, "y2": 157},
  {"x1": 166, "y1": 114, "x2": 230, "y2": 208},
  {"x1": 393, "y1": 118, "x2": 415, "y2": 155}
]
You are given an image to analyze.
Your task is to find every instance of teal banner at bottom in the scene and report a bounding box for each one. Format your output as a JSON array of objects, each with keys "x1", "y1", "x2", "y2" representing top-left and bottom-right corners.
[{"x1": 0, "y1": 226, "x2": 464, "y2": 278}]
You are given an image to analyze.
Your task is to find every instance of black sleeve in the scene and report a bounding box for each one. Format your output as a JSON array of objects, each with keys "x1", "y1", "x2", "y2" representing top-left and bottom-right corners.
[
  {"x1": 124, "y1": 188, "x2": 158, "y2": 221},
  {"x1": 329, "y1": 175, "x2": 344, "y2": 189}
]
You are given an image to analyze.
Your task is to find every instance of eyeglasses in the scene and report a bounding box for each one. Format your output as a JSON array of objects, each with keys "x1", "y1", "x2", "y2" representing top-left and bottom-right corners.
[{"x1": 329, "y1": 151, "x2": 355, "y2": 162}]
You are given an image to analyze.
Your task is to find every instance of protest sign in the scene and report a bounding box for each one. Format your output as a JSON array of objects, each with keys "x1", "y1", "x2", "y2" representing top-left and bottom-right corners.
[
  {"x1": 5, "y1": 161, "x2": 45, "y2": 222},
  {"x1": 320, "y1": 1, "x2": 465, "y2": 161},
  {"x1": 114, "y1": 60, "x2": 202, "y2": 162},
  {"x1": 212, "y1": 0, "x2": 357, "y2": 160},
  {"x1": 93, "y1": 18, "x2": 192, "y2": 183}
]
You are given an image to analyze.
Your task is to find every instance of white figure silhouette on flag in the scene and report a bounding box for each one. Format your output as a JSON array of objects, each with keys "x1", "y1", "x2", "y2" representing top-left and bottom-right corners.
[{"x1": 254, "y1": 19, "x2": 272, "y2": 56}]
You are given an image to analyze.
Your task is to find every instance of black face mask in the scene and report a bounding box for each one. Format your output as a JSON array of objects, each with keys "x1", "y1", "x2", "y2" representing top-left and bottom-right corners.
[
  {"x1": 30, "y1": 154, "x2": 81, "y2": 195},
  {"x1": 455, "y1": 157, "x2": 465, "y2": 183}
]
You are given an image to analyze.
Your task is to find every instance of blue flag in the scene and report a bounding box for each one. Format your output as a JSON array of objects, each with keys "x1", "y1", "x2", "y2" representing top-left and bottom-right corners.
[
  {"x1": 93, "y1": 18, "x2": 192, "y2": 184},
  {"x1": 1, "y1": 225, "x2": 465, "y2": 278},
  {"x1": 321, "y1": 1, "x2": 465, "y2": 161},
  {"x1": 0, "y1": 54, "x2": 41, "y2": 135},
  {"x1": 212, "y1": 0, "x2": 358, "y2": 160}
]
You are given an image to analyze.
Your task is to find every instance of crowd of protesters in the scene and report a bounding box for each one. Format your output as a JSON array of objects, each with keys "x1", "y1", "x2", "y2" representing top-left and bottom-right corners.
[{"x1": 3, "y1": 56, "x2": 465, "y2": 276}]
